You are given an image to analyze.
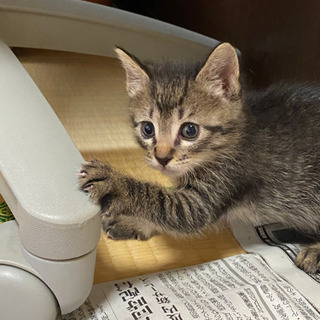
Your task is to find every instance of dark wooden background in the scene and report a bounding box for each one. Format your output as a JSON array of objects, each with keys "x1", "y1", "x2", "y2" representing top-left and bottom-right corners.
[{"x1": 112, "y1": 0, "x2": 320, "y2": 88}]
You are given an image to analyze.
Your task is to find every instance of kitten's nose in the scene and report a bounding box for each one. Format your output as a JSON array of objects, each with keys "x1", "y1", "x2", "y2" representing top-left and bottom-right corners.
[{"x1": 155, "y1": 155, "x2": 173, "y2": 166}]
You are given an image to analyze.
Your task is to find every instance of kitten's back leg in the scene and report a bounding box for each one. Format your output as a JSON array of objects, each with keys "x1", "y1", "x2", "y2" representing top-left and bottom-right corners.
[{"x1": 296, "y1": 242, "x2": 320, "y2": 273}]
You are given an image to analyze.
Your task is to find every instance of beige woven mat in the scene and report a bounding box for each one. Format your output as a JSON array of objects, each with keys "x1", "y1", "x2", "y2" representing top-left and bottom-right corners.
[{"x1": 14, "y1": 48, "x2": 245, "y2": 283}]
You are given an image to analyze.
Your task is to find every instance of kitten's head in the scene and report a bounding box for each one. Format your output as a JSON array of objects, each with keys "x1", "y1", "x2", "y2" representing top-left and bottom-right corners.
[{"x1": 116, "y1": 43, "x2": 243, "y2": 177}]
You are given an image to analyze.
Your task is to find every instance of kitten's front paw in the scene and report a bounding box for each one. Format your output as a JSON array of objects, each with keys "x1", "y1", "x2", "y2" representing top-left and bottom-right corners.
[
  {"x1": 102, "y1": 215, "x2": 155, "y2": 241},
  {"x1": 295, "y1": 243, "x2": 320, "y2": 273},
  {"x1": 78, "y1": 159, "x2": 119, "y2": 204}
]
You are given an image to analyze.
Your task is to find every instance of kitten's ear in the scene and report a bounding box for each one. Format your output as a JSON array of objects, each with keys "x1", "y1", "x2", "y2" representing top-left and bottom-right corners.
[
  {"x1": 115, "y1": 48, "x2": 149, "y2": 98},
  {"x1": 196, "y1": 43, "x2": 240, "y2": 99}
]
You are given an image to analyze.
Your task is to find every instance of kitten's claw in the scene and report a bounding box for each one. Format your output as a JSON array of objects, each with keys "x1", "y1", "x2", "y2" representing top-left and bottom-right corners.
[
  {"x1": 78, "y1": 170, "x2": 87, "y2": 178},
  {"x1": 78, "y1": 159, "x2": 115, "y2": 203},
  {"x1": 103, "y1": 210, "x2": 111, "y2": 217},
  {"x1": 82, "y1": 184, "x2": 94, "y2": 193},
  {"x1": 106, "y1": 231, "x2": 113, "y2": 239}
]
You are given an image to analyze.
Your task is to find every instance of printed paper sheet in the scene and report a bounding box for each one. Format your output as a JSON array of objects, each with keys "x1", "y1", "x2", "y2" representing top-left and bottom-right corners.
[{"x1": 59, "y1": 252, "x2": 320, "y2": 320}]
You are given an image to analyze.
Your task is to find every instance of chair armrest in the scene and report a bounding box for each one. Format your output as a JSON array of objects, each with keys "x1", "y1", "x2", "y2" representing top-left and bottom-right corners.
[{"x1": 0, "y1": 40, "x2": 100, "y2": 260}]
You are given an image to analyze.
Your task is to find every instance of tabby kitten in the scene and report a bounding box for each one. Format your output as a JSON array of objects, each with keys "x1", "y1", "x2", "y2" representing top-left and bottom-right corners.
[{"x1": 79, "y1": 43, "x2": 320, "y2": 273}]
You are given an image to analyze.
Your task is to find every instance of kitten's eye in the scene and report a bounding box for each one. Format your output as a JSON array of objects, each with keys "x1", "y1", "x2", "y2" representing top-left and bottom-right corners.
[
  {"x1": 141, "y1": 121, "x2": 155, "y2": 138},
  {"x1": 180, "y1": 123, "x2": 199, "y2": 140}
]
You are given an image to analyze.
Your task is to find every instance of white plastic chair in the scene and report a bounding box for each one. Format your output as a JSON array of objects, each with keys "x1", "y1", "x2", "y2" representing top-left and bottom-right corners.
[{"x1": 0, "y1": 1, "x2": 219, "y2": 318}]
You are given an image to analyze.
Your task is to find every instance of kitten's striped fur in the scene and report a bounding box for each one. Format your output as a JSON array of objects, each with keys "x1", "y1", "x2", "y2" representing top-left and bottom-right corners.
[{"x1": 79, "y1": 43, "x2": 320, "y2": 273}]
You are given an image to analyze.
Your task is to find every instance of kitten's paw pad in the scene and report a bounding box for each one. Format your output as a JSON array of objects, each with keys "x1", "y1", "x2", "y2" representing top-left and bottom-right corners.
[
  {"x1": 105, "y1": 228, "x2": 146, "y2": 241},
  {"x1": 295, "y1": 244, "x2": 320, "y2": 274},
  {"x1": 104, "y1": 224, "x2": 149, "y2": 241},
  {"x1": 102, "y1": 217, "x2": 150, "y2": 241}
]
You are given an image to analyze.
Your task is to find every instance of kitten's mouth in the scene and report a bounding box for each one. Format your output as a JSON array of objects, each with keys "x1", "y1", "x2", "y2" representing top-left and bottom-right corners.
[
  {"x1": 149, "y1": 158, "x2": 186, "y2": 177},
  {"x1": 159, "y1": 165, "x2": 184, "y2": 177}
]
